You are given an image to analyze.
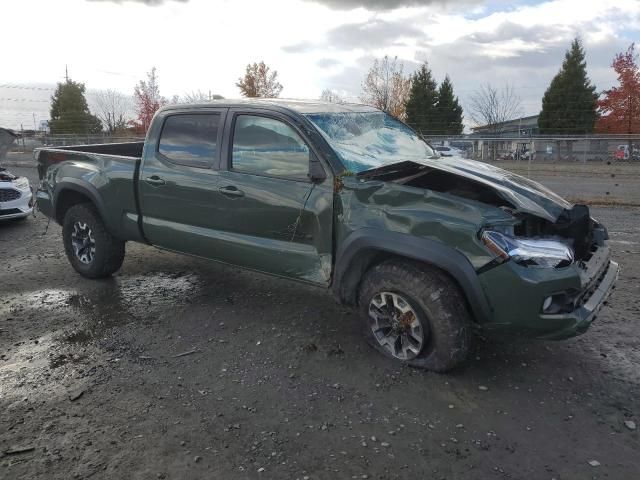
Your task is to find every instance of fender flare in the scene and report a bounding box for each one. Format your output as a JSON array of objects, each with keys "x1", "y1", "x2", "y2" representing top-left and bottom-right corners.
[
  {"x1": 53, "y1": 179, "x2": 108, "y2": 225},
  {"x1": 332, "y1": 228, "x2": 492, "y2": 324}
]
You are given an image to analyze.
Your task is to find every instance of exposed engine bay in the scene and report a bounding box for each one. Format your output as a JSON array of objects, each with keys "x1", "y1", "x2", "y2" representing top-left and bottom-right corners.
[
  {"x1": 358, "y1": 161, "x2": 606, "y2": 263},
  {"x1": 0, "y1": 167, "x2": 19, "y2": 182}
]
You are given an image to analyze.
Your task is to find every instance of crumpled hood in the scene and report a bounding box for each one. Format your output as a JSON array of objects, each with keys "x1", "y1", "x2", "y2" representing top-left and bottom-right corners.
[{"x1": 416, "y1": 156, "x2": 572, "y2": 221}]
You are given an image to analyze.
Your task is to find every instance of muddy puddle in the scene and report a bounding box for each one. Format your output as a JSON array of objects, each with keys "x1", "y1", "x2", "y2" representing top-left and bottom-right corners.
[{"x1": 1, "y1": 272, "x2": 203, "y2": 344}]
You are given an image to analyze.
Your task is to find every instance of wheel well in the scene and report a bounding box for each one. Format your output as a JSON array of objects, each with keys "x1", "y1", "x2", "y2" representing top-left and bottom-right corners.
[
  {"x1": 55, "y1": 190, "x2": 93, "y2": 224},
  {"x1": 337, "y1": 249, "x2": 477, "y2": 323}
]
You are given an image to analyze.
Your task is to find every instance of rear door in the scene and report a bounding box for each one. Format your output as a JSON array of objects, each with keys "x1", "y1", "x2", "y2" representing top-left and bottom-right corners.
[
  {"x1": 212, "y1": 109, "x2": 334, "y2": 285},
  {"x1": 138, "y1": 108, "x2": 228, "y2": 257}
]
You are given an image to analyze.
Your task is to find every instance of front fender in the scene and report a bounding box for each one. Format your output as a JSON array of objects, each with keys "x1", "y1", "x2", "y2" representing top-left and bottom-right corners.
[{"x1": 332, "y1": 228, "x2": 492, "y2": 324}]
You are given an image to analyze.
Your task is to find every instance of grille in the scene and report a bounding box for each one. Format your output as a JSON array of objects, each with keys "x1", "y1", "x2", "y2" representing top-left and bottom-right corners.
[
  {"x1": 0, "y1": 188, "x2": 21, "y2": 202},
  {"x1": 0, "y1": 208, "x2": 22, "y2": 216}
]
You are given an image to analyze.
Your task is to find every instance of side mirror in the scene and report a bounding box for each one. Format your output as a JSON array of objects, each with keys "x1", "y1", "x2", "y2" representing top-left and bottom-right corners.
[{"x1": 308, "y1": 151, "x2": 326, "y2": 183}]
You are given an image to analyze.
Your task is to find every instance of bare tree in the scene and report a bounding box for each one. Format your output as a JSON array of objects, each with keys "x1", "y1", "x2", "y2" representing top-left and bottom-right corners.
[
  {"x1": 360, "y1": 56, "x2": 411, "y2": 119},
  {"x1": 468, "y1": 83, "x2": 522, "y2": 134},
  {"x1": 236, "y1": 61, "x2": 283, "y2": 98},
  {"x1": 180, "y1": 90, "x2": 225, "y2": 103},
  {"x1": 320, "y1": 89, "x2": 345, "y2": 104},
  {"x1": 468, "y1": 83, "x2": 522, "y2": 160},
  {"x1": 93, "y1": 89, "x2": 132, "y2": 134}
]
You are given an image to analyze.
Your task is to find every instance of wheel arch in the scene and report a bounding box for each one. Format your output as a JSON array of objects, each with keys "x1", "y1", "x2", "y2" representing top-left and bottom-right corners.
[
  {"x1": 332, "y1": 229, "x2": 492, "y2": 324},
  {"x1": 53, "y1": 180, "x2": 107, "y2": 225}
]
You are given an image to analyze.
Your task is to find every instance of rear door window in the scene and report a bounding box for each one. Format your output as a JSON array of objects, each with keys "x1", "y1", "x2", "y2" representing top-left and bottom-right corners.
[{"x1": 158, "y1": 114, "x2": 220, "y2": 168}]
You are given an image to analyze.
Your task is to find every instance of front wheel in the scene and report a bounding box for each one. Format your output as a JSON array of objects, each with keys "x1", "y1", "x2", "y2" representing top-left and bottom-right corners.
[
  {"x1": 62, "y1": 203, "x2": 125, "y2": 279},
  {"x1": 358, "y1": 260, "x2": 472, "y2": 372}
]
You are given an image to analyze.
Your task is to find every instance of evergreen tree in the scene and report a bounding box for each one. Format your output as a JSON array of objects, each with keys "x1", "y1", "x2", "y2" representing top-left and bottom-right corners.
[
  {"x1": 538, "y1": 38, "x2": 598, "y2": 134},
  {"x1": 404, "y1": 62, "x2": 438, "y2": 134},
  {"x1": 435, "y1": 75, "x2": 464, "y2": 135},
  {"x1": 50, "y1": 78, "x2": 102, "y2": 134}
]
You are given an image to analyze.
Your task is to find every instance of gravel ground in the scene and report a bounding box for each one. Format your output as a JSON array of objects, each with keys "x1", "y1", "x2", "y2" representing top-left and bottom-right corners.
[{"x1": 1, "y1": 165, "x2": 639, "y2": 480}]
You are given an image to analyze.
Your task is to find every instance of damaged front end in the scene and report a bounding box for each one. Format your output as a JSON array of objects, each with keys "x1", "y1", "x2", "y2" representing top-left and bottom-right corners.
[
  {"x1": 352, "y1": 160, "x2": 618, "y2": 339},
  {"x1": 479, "y1": 204, "x2": 608, "y2": 270}
]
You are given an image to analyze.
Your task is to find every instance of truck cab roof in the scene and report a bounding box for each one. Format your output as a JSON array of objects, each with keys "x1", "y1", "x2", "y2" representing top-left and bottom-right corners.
[{"x1": 159, "y1": 98, "x2": 379, "y2": 115}]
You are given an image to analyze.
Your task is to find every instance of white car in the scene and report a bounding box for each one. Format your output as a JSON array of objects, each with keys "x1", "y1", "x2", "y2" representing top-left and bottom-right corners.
[
  {"x1": 433, "y1": 145, "x2": 464, "y2": 157},
  {"x1": 0, "y1": 168, "x2": 33, "y2": 221}
]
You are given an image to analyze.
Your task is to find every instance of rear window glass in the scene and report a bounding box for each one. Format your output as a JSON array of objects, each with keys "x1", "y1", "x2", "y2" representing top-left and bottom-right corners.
[{"x1": 159, "y1": 114, "x2": 220, "y2": 167}]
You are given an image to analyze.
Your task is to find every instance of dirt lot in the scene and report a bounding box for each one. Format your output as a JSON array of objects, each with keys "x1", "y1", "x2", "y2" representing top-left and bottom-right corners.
[{"x1": 1, "y1": 163, "x2": 639, "y2": 480}]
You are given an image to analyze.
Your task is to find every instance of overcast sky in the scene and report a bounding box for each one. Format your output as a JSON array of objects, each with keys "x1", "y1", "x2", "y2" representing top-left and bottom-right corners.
[{"x1": 1, "y1": 0, "x2": 639, "y2": 130}]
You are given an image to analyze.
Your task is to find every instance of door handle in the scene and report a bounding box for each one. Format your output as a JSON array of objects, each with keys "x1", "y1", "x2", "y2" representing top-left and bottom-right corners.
[
  {"x1": 145, "y1": 175, "x2": 166, "y2": 186},
  {"x1": 219, "y1": 185, "x2": 244, "y2": 198}
]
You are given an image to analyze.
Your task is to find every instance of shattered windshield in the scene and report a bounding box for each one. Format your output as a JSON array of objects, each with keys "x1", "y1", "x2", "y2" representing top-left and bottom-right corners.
[{"x1": 305, "y1": 112, "x2": 436, "y2": 173}]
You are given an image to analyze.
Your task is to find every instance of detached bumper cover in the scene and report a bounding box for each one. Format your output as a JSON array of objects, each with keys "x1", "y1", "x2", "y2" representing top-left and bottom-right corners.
[
  {"x1": 36, "y1": 188, "x2": 54, "y2": 218},
  {"x1": 537, "y1": 260, "x2": 619, "y2": 339}
]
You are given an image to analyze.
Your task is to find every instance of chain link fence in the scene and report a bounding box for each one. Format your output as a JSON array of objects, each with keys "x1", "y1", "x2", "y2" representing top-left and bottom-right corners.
[
  {"x1": 424, "y1": 134, "x2": 640, "y2": 206},
  {"x1": 423, "y1": 134, "x2": 640, "y2": 163},
  {"x1": 9, "y1": 133, "x2": 145, "y2": 153}
]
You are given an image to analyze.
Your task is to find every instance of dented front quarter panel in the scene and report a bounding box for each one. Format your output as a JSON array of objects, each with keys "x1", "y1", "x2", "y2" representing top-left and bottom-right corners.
[{"x1": 335, "y1": 176, "x2": 513, "y2": 270}]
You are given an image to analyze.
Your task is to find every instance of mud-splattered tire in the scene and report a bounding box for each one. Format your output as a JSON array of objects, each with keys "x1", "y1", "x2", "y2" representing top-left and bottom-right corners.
[
  {"x1": 358, "y1": 260, "x2": 472, "y2": 372},
  {"x1": 62, "y1": 203, "x2": 125, "y2": 279}
]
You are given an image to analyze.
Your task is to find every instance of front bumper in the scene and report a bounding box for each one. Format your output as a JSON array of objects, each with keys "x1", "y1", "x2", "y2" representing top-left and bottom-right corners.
[
  {"x1": 0, "y1": 186, "x2": 33, "y2": 220},
  {"x1": 478, "y1": 244, "x2": 618, "y2": 339},
  {"x1": 536, "y1": 260, "x2": 618, "y2": 339}
]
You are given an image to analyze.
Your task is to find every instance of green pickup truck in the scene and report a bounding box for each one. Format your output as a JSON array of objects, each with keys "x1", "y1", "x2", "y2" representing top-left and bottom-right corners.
[{"x1": 36, "y1": 99, "x2": 618, "y2": 371}]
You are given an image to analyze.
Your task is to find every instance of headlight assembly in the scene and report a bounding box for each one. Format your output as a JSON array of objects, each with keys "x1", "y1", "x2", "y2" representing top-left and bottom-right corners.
[
  {"x1": 13, "y1": 177, "x2": 30, "y2": 190},
  {"x1": 481, "y1": 230, "x2": 574, "y2": 269}
]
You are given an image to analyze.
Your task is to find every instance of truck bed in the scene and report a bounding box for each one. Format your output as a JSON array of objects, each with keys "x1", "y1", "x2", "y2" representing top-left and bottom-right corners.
[
  {"x1": 35, "y1": 142, "x2": 145, "y2": 242},
  {"x1": 51, "y1": 141, "x2": 145, "y2": 158}
]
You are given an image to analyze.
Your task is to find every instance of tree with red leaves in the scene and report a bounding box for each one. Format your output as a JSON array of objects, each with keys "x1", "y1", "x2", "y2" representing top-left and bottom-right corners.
[
  {"x1": 133, "y1": 67, "x2": 167, "y2": 132},
  {"x1": 597, "y1": 44, "x2": 640, "y2": 135}
]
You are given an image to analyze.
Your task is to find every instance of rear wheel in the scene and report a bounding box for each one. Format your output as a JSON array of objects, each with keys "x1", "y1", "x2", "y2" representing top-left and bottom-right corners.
[
  {"x1": 358, "y1": 260, "x2": 472, "y2": 372},
  {"x1": 62, "y1": 203, "x2": 125, "y2": 278}
]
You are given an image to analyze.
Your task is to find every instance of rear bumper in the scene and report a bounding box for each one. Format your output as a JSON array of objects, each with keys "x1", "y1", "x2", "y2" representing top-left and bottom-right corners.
[{"x1": 36, "y1": 188, "x2": 54, "y2": 219}]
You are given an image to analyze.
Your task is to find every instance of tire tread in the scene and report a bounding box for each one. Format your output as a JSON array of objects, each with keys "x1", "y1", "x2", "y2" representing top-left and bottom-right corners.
[
  {"x1": 62, "y1": 203, "x2": 125, "y2": 278},
  {"x1": 358, "y1": 259, "x2": 472, "y2": 372}
]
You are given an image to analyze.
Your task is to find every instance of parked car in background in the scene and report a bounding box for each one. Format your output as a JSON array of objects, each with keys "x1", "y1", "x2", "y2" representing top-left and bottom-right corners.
[
  {"x1": 433, "y1": 145, "x2": 464, "y2": 157},
  {"x1": 0, "y1": 167, "x2": 33, "y2": 221},
  {"x1": 614, "y1": 144, "x2": 639, "y2": 161},
  {"x1": 35, "y1": 99, "x2": 618, "y2": 372}
]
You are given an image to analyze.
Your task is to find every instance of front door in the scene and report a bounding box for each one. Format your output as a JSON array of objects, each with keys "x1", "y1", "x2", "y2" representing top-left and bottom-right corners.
[{"x1": 214, "y1": 111, "x2": 334, "y2": 285}]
